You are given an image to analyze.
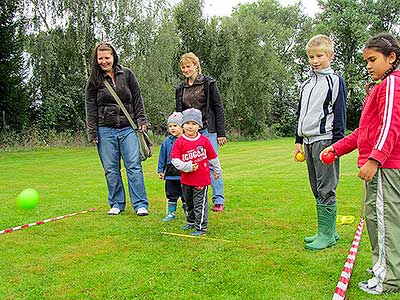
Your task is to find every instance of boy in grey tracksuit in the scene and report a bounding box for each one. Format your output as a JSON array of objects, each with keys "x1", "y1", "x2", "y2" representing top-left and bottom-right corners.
[{"x1": 294, "y1": 34, "x2": 347, "y2": 250}]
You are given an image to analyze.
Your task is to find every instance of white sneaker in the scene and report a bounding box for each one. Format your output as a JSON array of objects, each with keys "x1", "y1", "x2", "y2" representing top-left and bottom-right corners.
[
  {"x1": 136, "y1": 207, "x2": 148, "y2": 216},
  {"x1": 358, "y1": 278, "x2": 383, "y2": 295},
  {"x1": 108, "y1": 207, "x2": 121, "y2": 215},
  {"x1": 367, "y1": 268, "x2": 375, "y2": 276}
]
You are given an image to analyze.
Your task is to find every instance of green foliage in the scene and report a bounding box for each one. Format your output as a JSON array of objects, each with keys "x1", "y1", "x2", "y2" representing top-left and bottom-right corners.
[
  {"x1": 3, "y1": 0, "x2": 400, "y2": 139},
  {"x1": 316, "y1": 0, "x2": 400, "y2": 130},
  {"x1": 203, "y1": 0, "x2": 311, "y2": 137},
  {"x1": 174, "y1": 0, "x2": 207, "y2": 56},
  {"x1": 315, "y1": 0, "x2": 370, "y2": 130},
  {"x1": 26, "y1": 28, "x2": 87, "y2": 131},
  {"x1": 0, "y1": 127, "x2": 88, "y2": 149},
  {"x1": 0, "y1": 0, "x2": 29, "y2": 130}
]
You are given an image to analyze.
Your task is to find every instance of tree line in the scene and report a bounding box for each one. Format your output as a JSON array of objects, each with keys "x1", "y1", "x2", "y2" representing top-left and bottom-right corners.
[{"x1": 1, "y1": 0, "x2": 400, "y2": 142}]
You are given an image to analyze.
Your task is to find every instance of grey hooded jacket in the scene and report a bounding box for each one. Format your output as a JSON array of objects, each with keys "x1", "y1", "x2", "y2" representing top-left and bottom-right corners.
[{"x1": 295, "y1": 67, "x2": 347, "y2": 145}]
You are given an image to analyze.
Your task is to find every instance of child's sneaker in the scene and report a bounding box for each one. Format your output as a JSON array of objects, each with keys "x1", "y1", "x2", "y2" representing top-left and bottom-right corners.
[
  {"x1": 163, "y1": 213, "x2": 176, "y2": 222},
  {"x1": 367, "y1": 268, "x2": 374, "y2": 276},
  {"x1": 182, "y1": 224, "x2": 194, "y2": 230},
  {"x1": 213, "y1": 204, "x2": 224, "y2": 212},
  {"x1": 358, "y1": 282, "x2": 382, "y2": 295},
  {"x1": 358, "y1": 278, "x2": 382, "y2": 295},
  {"x1": 190, "y1": 230, "x2": 207, "y2": 236}
]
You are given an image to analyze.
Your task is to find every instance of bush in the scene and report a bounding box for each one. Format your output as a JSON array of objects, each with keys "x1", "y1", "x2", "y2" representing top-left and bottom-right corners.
[{"x1": 0, "y1": 128, "x2": 89, "y2": 150}]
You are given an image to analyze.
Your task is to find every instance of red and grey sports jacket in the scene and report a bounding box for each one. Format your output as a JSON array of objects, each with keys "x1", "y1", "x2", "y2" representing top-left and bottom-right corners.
[{"x1": 333, "y1": 70, "x2": 400, "y2": 168}]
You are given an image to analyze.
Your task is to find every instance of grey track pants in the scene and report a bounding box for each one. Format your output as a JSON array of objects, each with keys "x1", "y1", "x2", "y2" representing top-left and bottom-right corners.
[
  {"x1": 304, "y1": 139, "x2": 340, "y2": 205},
  {"x1": 366, "y1": 168, "x2": 400, "y2": 293}
]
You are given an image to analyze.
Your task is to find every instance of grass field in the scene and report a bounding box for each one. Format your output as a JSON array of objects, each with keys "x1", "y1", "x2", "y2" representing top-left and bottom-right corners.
[{"x1": 0, "y1": 138, "x2": 398, "y2": 299}]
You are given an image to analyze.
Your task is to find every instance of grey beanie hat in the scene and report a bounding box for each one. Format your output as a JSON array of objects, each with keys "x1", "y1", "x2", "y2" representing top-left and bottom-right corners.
[
  {"x1": 182, "y1": 108, "x2": 203, "y2": 127},
  {"x1": 167, "y1": 112, "x2": 183, "y2": 126}
]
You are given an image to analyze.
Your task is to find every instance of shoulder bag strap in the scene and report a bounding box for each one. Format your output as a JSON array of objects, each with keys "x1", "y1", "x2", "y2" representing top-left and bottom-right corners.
[{"x1": 103, "y1": 80, "x2": 138, "y2": 131}]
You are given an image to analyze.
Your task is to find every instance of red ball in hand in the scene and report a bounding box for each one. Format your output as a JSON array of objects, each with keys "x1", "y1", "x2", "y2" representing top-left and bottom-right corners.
[{"x1": 321, "y1": 151, "x2": 335, "y2": 164}]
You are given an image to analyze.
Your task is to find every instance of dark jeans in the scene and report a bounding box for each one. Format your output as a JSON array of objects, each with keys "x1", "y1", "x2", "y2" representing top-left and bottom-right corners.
[
  {"x1": 182, "y1": 184, "x2": 208, "y2": 231},
  {"x1": 165, "y1": 180, "x2": 183, "y2": 202}
]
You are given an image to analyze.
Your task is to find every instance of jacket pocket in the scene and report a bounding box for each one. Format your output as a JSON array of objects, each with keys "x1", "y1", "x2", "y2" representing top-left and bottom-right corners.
[{"x1": 102, "y1": 105, "x2": 119, "y2": 126}]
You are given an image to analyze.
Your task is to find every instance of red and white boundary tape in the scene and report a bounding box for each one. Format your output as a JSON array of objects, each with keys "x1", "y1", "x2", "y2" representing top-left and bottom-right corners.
[
  {"x1": 0, "y1": 208, "x2": 96, "y2": 236},
  {"x1": 332, "y1": 218, "x2": 365, "y2": 300}
]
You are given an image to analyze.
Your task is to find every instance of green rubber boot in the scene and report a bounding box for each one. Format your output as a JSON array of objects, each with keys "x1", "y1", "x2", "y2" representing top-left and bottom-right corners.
[
  {"x1": 304, "y1": 201, "x2": 340, "y2": 243},
  {"x1": 304, "y1": 231, "x2": 340, "y2": 243},
  {"x1": 163, "y1": 201, "x2": 177, "y2": 222},
  {"x1": 305, "y1": 203, "x2": 337, "y2": 250}
]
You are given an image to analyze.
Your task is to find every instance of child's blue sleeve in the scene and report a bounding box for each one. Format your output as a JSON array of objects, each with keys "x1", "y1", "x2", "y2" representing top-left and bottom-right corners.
[{"x1": 157, "y1": 141, "x2": 167, "y2": 173}]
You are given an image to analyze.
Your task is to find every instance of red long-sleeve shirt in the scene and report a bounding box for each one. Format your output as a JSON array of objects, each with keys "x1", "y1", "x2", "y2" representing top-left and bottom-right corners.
[
  {"x1": 333, "y1": 70, "x2": 400, "y2": 168},
  {"x1": 171, "y1": 133, "x2": 218, "y2": 186}
]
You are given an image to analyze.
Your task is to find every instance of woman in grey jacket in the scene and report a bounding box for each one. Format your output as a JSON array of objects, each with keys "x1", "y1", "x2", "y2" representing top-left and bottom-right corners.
[{"x1": 85, "y1": 42, "x2": 149, "y2": 216}]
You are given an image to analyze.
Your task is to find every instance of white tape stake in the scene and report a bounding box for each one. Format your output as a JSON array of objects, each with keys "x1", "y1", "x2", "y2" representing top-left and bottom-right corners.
[
  {"x1": 332, "y1": 218, "x2": 365, "y2": 300},
  {"x1": 0, "y1": 208, "x2": 97, "y2": 235}
]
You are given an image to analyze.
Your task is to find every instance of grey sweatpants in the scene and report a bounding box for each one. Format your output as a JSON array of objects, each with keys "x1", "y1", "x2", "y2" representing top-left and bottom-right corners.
[
  {"x1": 182, "y1": 184, "x2": 208, "y2": 231},
  {"x1": 304, "y1": 140, "x2": 340, "y2": 205},
  {"x1": 366, "y1": 168, "x2": 400, "y2": 293}
]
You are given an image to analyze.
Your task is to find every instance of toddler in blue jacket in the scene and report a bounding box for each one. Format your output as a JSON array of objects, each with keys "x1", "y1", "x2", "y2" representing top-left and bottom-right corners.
[{"x1": 158, "y1": 112, "x2": 186, "y2": 221}]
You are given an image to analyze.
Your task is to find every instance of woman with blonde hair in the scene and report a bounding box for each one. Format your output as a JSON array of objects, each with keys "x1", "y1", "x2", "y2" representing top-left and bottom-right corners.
[{"x1": 175, "y1": 52, "x2": 227, "y2": 212}]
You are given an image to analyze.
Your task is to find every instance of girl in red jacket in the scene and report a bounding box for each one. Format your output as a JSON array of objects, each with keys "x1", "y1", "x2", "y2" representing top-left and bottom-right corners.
[{"x1": 323, "y1": 33, "x2": 400, "y2": 295}]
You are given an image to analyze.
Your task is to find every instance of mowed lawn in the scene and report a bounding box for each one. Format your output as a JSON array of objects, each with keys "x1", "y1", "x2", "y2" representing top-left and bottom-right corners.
[{"x1": 0, "y1": 138, "x2": 398, "y2": 300}]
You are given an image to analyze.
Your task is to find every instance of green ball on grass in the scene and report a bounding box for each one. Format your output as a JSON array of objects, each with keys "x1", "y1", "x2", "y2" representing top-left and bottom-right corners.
[{"x1": 17, "y1": 188, "x2": 39, "y2": 210}]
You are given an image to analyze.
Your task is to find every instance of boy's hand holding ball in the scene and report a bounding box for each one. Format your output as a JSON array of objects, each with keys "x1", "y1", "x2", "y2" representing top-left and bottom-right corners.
[{"x1": 295, "y1": 152, "x2": 306, "y2": 162}]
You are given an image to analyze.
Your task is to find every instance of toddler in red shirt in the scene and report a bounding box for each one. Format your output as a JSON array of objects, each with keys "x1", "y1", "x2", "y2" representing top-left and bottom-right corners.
[{"x1": 171, "y1": 108, "x2": 222, "y2": 236}]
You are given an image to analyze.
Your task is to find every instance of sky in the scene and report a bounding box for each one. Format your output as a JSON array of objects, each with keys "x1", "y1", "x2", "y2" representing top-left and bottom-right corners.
[{"x1": 202, "y1": 0, "x2": 320, "y2": 17}]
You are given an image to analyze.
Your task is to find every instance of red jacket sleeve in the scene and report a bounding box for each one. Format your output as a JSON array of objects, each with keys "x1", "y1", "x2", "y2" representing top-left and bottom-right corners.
[
  {"x1": 369, "y1": 76, "x2": 400, "y2": 165},
  {"x1": 333, "y1": 128, "x2": 359, "y2": 157}
]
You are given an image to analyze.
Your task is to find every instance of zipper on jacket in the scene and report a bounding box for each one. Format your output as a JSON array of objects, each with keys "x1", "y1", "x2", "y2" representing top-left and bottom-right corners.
[
  {"x1": 299, "y1": 71, "x2": 318, "y2": 139},
  {"x1": 116, "y1": 105, "x2": 121, "y2": 128}
]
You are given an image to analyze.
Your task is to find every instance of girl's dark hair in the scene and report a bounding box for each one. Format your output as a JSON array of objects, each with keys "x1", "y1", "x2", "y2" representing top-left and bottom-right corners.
[
  {"x1": 364, "y1": 33, "x2": 400, "y2": 93},
  {"x1": 89, "y1": 42, "x2": 119, "y2": 88}
]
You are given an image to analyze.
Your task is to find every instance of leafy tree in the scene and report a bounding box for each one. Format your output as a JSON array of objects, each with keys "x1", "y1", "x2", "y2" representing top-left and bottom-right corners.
[
  {"x1": 24, "y1": 0, "x2": 96, "y2": 131},
  {"x1": 128, "y1": 9, "x2": 180, "y2": 134},
  {"x1": 93, "y1": 0, "x2": 179, "y2": 134},
  {"x1": 315, "y1": 0, "x2": 370, "y2": 130},
  {"x1": 173, "y1": 0, "x2": 207, "y2": 58},
  {"x1": 202, "y1": 0, "x2": 312, "y2": 137},
  {"x1": 316, "y1": 0, "x2": 400, "y2": 130},
  {"x1": 0, "y1": 0, "x2": 28, "y2": 130},
  {"x1": 8, "y1": 0, "x2": 400, "y2": 141},
  {"x1": 26, "y1": 28, "x2": 88, "y2": 130}
]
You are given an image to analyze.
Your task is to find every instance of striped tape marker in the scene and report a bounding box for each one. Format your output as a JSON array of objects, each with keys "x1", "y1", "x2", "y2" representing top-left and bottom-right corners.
[
  {"x1": 0, "y1": 208, "x2": 97, "y2": 236},
  {"x1": 332, "y1": 218, "x2": 365, "y2": 300}
]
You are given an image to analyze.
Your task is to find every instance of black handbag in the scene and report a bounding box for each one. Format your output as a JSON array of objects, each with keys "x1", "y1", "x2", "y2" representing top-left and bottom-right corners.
[{"x1": 104, "y1": 80, "x2": 153, "y2": 161}]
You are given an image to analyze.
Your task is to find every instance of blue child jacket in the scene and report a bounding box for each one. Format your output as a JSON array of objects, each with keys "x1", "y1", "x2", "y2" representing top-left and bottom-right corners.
[{"x1": 157, "y1": 134, "x2": 181, "y2": 180}]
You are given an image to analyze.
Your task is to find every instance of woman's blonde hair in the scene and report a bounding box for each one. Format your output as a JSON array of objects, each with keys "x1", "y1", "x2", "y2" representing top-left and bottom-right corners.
[{"x1": 179, "y1": 52, "x2": 202, "y2": 74}]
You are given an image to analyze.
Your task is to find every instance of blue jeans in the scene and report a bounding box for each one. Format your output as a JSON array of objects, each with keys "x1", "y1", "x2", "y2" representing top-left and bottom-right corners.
[
  {"x1": 201, "y1": 129, "x2": 225, "y2": 205},
  {"x1": 97, "y1": 126, "x2": 148, "y2": 212}
]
